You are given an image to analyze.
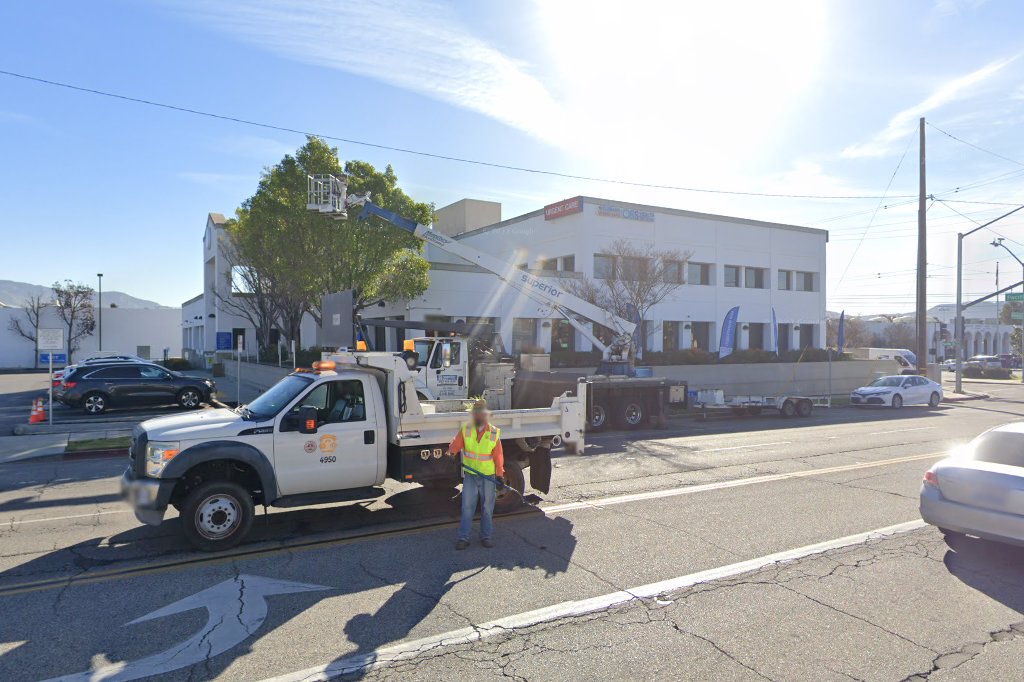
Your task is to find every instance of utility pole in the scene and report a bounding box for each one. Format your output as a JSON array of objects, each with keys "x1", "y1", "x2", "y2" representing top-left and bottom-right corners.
[{"x1": 916, "y1": 117, "x2": 928, "y2": 374}]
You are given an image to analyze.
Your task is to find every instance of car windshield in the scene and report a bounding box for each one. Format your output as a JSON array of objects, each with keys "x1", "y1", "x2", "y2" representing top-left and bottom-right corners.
[
  {"x1": 968, "y1": 430, "x2": 1024, "y2": 467},
  {"x1": 243, "y1": 374, "x2": 314, "y2": 420},
  {"x1": 868, "y1": 377, "x2": 903, "y2": 387}
]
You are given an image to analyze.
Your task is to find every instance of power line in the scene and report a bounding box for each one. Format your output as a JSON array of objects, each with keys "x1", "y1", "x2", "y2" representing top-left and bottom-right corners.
[
  {"x1": 927, "y1": 121, "x2": 1024, "y2": 168},
  {"x1": 0, "y1": 68, "x2": 916, "y2": 201}
]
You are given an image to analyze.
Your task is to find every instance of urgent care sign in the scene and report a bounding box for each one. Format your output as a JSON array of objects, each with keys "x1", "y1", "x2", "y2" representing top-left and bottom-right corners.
[{"x1": 544, "y1": 196, "x2": 583, "y2": 220}]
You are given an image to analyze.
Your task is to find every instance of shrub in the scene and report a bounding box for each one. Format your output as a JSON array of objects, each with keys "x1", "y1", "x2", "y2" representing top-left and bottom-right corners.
[
  {"x1": 295, "y1": 346, "x2": 325, "y2": 367},
  {"x1": 161, "y1": 357, "x2": 192, "y2": 371},
  {"x1": 963, "y1": 366, "x2": 983, "y2": 378},
  {"x1": 983, "y1": 367, "x2": 1012, "y2": 379}
]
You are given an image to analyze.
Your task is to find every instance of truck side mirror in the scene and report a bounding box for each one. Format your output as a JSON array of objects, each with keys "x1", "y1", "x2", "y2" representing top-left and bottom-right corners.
[{"x1": 298, "y1": 405, "x2": 319, "y2": 434}]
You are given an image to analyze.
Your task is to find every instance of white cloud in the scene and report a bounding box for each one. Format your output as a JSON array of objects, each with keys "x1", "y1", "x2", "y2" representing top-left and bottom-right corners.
[{"x1": 842, "y1": 57, "x2": 1015, "y2": 159}]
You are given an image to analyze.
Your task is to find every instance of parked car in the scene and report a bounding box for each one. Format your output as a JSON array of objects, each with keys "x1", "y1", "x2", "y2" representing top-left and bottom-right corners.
[
  {"x1": 61, "y1": 363, "x2": 216, "y2": 414},
  {"x1": 941, "y1": 359, "x2": 957, "y2": 371},
  {"x1": 55, "y1": 361, "x2": 170, "y2": 400},
  {"x1": 998, "y1": 354, "x2": 1022, "y2": 369},
  {"x1": 966, "y1": 355, "x2": 1002, "y2": 370},
  {"x1": 52, "y1": 355, "x2": 147, "y2": 386},
  {"x1": 849, "y1": 375, "x2": 943, "y2": 408},
  {"x1": 920, "y1": 424, "x2": 1024, "y2": 546}
]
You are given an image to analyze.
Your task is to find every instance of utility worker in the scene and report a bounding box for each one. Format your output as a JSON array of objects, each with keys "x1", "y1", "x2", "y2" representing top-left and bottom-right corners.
[{"x1": 446, "y1": 399, "x2": 504, "y2": 549}]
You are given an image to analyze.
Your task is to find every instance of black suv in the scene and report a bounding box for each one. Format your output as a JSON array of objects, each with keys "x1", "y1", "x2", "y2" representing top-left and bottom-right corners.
[{"x1": 61, "y1": 363, "x2": 216, "y2": 414}]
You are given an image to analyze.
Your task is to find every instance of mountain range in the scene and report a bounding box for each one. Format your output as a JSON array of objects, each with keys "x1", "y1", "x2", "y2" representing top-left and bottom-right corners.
[{"x1": 0, "y1": 280, "x2": 170, "y2": 309}]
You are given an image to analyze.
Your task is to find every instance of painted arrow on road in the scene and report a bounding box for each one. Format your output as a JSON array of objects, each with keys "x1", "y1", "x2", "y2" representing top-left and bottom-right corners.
[{"x1": 46, "y1": 574, "x2": 330, "y2": 682}]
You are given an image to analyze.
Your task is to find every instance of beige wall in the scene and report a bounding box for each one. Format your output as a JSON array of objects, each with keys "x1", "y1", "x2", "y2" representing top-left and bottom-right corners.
[
  {"x1": 651, "y1": 359, "x2": 902, "y2": 396},
  {"x1": 434, "y1": 199, "x2": 502, "y2": 236}
]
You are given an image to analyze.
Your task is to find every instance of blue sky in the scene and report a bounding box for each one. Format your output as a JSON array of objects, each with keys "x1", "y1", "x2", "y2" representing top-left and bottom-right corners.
[{"x1": 3, "y1": 0, "x2": 1024, "y2": 314}]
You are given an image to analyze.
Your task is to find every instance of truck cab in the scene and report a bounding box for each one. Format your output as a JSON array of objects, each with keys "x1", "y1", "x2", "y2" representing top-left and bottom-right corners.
[{"x1": 410, "y1": 336, "x2": 468, "y2": 400}]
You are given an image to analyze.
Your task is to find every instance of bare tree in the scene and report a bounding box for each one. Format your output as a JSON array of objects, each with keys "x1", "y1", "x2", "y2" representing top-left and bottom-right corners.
[
  {"x1": 826, "y1": 315, "x2": 871, "y2": 350},
  {"x1": 215, "y1": 225, "x2": 281, "y2": 354},
  {"x1": 563, "y1": 239, "x2": 691, "y2": 358},
  {"x1": 51, "y1": 280, "x2": 95, "y2": 363},
  {"x1": 7, "y1": 295, "x2": 50, "y2": 368}
]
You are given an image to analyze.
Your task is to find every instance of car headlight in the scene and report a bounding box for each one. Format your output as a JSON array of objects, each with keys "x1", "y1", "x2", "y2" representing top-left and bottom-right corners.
[{"x1": 145, "y1": 440, "x2": 181, "y2": 477}]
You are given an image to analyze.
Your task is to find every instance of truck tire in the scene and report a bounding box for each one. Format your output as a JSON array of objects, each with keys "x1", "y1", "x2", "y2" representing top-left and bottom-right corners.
[
  {"x1": 495, "y1": 460, "x2": 525, "y2": 514},
  {"x1": 181, "y1": 480, "x2": 254, "y2": 551},
  {"x1": 616, "y1": 400, "x2": 645, "y2": 429},
  {"x1": 590, "y1": 402, "x2": 609, "y2": 431},
  {"x1": 780, "y1": 400, "x2": 796, "y2": 418},
  {"x1": 796, "y1": 400, "x2": 812, "y2": 417}
]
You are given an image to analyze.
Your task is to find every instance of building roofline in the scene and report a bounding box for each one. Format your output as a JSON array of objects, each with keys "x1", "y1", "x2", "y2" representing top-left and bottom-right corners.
[
  {"x1": 181, "y1": 292, "x2": 204, "y2": 306},
  {"x1": 452, "y1": 195, "x2": 828, "y2": 241}
]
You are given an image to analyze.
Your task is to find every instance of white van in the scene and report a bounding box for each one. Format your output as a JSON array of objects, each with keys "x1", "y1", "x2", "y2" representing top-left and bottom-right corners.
[{"x1": 849, "y1": 348, "x2": 918, "y2": 374}]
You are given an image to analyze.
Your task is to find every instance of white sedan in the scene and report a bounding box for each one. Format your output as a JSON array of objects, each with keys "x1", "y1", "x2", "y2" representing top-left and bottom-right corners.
[{"x1": 850, "y1": 375, "x2": 943, "y2": 408}]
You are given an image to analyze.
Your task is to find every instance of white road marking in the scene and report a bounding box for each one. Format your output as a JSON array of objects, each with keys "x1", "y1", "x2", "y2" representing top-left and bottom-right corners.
[
  {"x1": 543, "y1": 451, "x2": 941, "y2": 514},
  {"x1": 258, "y1": 520, "x2": 928, "y2": 682},
  {"x1": 45, "y1": 575, "x2": 329, "y2": 682},
  {"x1": 869, "y1": 426, "x2": 934, "y2": 436},
  {"x1": 3, "y1": 509, "x2": 129, "y2": 526},
  {"x1": 697, "y1": 441, "x2": 791, "y2": 453}
]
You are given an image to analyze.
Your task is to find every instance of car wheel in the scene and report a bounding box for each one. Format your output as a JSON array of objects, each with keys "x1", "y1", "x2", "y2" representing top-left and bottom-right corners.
[
  {"x1": 177, "y1": 388, "x2": 202, "y2": 410},
  {"x1": 928, "y1": 392, "x2": 941, "y2": 408},
  {"x1": 590, "y1": 402, "x2": 608, "y2": 431},
  {"x1": 181, "y1": 480, "x2": 254, "y2": 551},
  {"x1": 494, "y1": 460, "x2": 525, "y2": 514},
  {"x1": 83, "y1": 392, "x2": 107, "y2": 415},
  {"x1": 892, "y1": 394, "x2": 903, "y2": 409}
]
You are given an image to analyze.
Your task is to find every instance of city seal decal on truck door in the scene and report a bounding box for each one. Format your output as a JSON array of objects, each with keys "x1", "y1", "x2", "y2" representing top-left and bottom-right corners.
[
  {"x1": 304, "y1": 440, "x2": 317, "y2": 453},
  {"x1": 319, "y1": 434, "x2": 338, "y2": 453}
]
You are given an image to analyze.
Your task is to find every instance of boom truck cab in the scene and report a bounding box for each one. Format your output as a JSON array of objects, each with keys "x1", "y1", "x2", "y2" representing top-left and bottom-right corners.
[{"x1": 121, "y1": 350, "x2": 586, "y2": 551}]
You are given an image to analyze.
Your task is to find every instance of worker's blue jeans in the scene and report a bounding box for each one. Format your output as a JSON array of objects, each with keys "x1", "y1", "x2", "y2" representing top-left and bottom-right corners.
[{"x1": 458, "y1": 472, "x2": 496, "y2": 541}]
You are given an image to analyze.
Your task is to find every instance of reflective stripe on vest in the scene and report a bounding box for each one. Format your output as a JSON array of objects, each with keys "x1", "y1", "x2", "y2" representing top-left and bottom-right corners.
[{"x1": 462, "y1": 423, "x2": 500, "y2": 476}]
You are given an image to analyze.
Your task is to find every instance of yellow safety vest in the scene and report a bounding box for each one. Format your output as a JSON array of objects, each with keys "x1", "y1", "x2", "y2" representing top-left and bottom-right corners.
[{"x1": 462, "y1": 423, "x2": 500, "y2": 477}]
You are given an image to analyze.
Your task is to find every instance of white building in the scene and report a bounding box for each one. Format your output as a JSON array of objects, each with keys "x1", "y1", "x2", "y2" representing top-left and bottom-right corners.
[
  {"x1": 930, "y1": 302, "x2": 1013, "y2": 358},
  {"x1": 1, "y1": 306, "x2": 181, "y2": 368},
  {"x1": 373, "y1": 196, "x2": 828, "y2": 356},
  {"x1": 181, "y1": 213, "x2": 317, "y2": 365}
]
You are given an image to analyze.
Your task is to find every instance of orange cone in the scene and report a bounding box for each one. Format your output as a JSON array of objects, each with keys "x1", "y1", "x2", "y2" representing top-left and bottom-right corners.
[{"x1": 29, "y1": 397, "x2": 44, "y2": 424}]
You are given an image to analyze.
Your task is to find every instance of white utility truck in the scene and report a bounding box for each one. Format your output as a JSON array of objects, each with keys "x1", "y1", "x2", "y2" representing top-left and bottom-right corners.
[{"x1": 121, "y1": 351, "x2": 586, "y2": 550}]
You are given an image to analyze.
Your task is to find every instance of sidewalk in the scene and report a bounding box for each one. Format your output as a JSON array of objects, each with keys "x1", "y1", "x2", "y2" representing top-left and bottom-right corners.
[{"x1": 0, "y1": 433, "x2": 69, "y2": 464}]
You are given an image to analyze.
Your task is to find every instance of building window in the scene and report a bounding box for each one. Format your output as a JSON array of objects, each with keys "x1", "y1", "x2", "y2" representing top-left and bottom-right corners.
[
  {"x1": 744, "y1": 267, "x2": 768, "y2": 289},
  {"x1": 724, "y1": 265, "x2": 741, "y2": 288},
  {"x1": 748, "y1": 323, "x2": 766, "y2": 350},
  {"x1": 778, "y1": 270, "x2": 792, "y2": 290},
  {"x1": 620, "y1": 256, "x2": 647, "y2": 281},
  {"x1": 664, "y1": 260, "x2": 684, "y2": 284},
  {"x1": 687, "y1": 262, "x2": 712, "y2": 285},
  {"x1": 798, "y1": 324, "x2": 817, "y2": 349},
  {"x1": 232, "y1": 328, "x2": 246, "y2": 352},
  {"x1": 594, "y1": 254, "x2": 616, "y2": 279},
  {"x1": 561, "y1": 255, "x2": 575, "y2": 272},
  {"x1": 663, "y1": 321, "x2": 680, "y2": 351},
  {"x1": 517, "y1": 263, "x2": 528, "y2": 270},
  {"x1": 795, "y1": 271, "x2": 816, "y2": 292},
  {"x1": 538, "y1": 257, "x2": 558, "y2": 271},
  {"x1": 512, "y1": 318, "x2": 537, "y2": 353},
  {"x1": 552, "y1": 320, "x2": 575, "y2": 353},
  {"x1": 423, "y1": 314, "x2": 452, "y2": 338},
  {"x1": 691, "y1": 322, "x2": 712, "y2": 351}
]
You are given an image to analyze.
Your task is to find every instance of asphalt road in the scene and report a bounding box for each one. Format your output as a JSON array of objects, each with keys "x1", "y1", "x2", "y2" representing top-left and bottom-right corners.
[{"x1": 1, "y1": 382, "x2": 1023, "y2": 681}]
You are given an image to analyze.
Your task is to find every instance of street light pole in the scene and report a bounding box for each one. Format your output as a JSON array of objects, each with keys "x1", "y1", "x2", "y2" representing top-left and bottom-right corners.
[
  {"x1": 953, "y1": 204, "x2": 1024, "y2": 394},
  {"x1": 991, "y1": 238, "x2": 1024, "y2": 384},
  {"x1": 97, "y1": 273, "x2": 103, "y2": 352}
]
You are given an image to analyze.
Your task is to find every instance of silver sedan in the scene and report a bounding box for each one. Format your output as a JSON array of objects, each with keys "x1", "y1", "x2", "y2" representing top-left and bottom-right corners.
[{"x1": 920, "y1": 423, "x2": 1024, "y2": 547}]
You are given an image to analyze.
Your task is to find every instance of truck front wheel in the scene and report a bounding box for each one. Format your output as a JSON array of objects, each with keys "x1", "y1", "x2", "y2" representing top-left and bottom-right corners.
[
  {"x1": 495, "y1": 460, "x2": 525, "y2": 514},
  {"x1": 181, "y1": 480, "x2": 254, "y2": 551}
]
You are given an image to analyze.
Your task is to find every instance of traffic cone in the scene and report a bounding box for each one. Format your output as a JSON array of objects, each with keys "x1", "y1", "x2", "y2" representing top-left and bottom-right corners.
[{"x1": 28, "y1": 397, "x2": 44, "y2": 424}]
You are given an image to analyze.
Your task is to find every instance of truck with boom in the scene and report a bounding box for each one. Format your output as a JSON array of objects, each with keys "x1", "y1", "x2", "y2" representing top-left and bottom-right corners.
[
  {"x1": 307, "y1": 174, "x2": 685, "y2": 430},
  {"x1": 121, "y1": 350, "x2": 586, "y2": 550}
]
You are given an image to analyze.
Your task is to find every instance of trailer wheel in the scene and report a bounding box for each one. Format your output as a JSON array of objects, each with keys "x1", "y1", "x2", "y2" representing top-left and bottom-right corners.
[
  {"x1": 590, "y1": 402, "x2": 609, "y2": 431},
  {"x1": 780, "y1": 400, "x2": 797, "y2": 418},
  {"x1": 796, "y1": 399, "x2": 813, "y2": 417},
  {"x1": 495, "y1": 460, "x2": 525, "y2": 514},
  {"x1": 615, "y1": 400, "x2": 645, "y2": 429}
]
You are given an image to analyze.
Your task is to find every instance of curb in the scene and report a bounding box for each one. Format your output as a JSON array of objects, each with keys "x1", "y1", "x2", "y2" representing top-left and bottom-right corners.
[
  {"x1": 12, "y1": 420, "x2": 140, "y2": 436},
  {"x1": 942, "y1": 392, "x2": 989, "y2": 403}
]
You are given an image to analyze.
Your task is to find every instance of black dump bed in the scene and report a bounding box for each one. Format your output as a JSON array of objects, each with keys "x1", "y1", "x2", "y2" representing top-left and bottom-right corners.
[{"x1": 512, "y1": 370, "x2": 685, "y2": 409}]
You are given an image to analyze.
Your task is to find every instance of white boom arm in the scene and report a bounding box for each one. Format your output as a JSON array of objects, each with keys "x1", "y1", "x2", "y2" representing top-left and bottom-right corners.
[{"x1": 314, "y1": 182, "x2": 636, "y2": 360}]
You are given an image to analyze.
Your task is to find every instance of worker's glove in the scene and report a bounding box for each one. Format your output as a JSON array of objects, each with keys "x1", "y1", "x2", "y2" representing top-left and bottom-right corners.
[{"x1": 494, "y1": 476, "x2": 505, "y2": 488}]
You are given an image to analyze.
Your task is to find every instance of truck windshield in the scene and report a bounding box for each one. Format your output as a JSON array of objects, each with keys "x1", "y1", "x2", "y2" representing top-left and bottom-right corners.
[{"x1": 244, "y1": 374, "x2": 314, "y2": 420}]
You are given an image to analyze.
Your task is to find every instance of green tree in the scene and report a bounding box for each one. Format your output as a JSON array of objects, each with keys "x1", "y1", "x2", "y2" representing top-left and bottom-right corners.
[
  {"x1": 233, "y1": 136, "x2": 431, "y2": 347},
  {"x1": 1000, "y1": 301, "x2": 1023, "y2": 324}
]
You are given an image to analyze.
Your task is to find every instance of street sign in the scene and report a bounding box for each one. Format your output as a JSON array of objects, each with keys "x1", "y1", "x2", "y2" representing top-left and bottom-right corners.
[
  {"x1": 38, "y1": 328, "x2": 64, "y2": 350},
  {"x1": 39, "y1": 353, "x2": 67, "y2": 364},
  {"x1": 216, "y1": 331, "x2": 232, "y2": 350},
  {"x1": 1006, "y1": 293, "x2": 1024, "y2": 302},
  {"x1": 943, "y1": 341, "x2": 957, "y2": 348},
  {"x1": 1013, "y1": 311, "x2": 1024, "y2": 321}
]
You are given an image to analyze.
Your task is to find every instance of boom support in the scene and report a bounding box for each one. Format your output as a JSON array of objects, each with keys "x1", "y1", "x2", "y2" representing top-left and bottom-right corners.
[{"x1": 310, "y1": 177, "x2": 637, "y2": 363}]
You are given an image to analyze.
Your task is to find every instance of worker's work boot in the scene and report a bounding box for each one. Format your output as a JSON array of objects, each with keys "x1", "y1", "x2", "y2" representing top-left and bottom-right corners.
[
  {"x1": 481, "y1": 538, "x2": 495, "y2": 548},
  {"x1": 455, "y1": 539, "x2": 470, "y2": 550}
]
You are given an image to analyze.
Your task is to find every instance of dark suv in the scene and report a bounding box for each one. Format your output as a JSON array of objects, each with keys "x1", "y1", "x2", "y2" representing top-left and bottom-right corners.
[{"x1": 60, "y1": 363, "x2": 216, "y2": 414}]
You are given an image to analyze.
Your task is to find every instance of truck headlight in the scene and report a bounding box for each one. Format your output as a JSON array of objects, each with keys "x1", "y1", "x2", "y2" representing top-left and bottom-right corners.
[{"x1": 145, "y1": 441, "x2": 181, "y2": 477}]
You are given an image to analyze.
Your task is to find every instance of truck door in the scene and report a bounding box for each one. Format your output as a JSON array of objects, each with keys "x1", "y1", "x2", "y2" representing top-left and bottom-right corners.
[
  {"x1": 273, "y1": 377, "x2": 382, "y2": 495},
  {"x1": 428, "y1": 339, "x2": 468, "y2": 400}
]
